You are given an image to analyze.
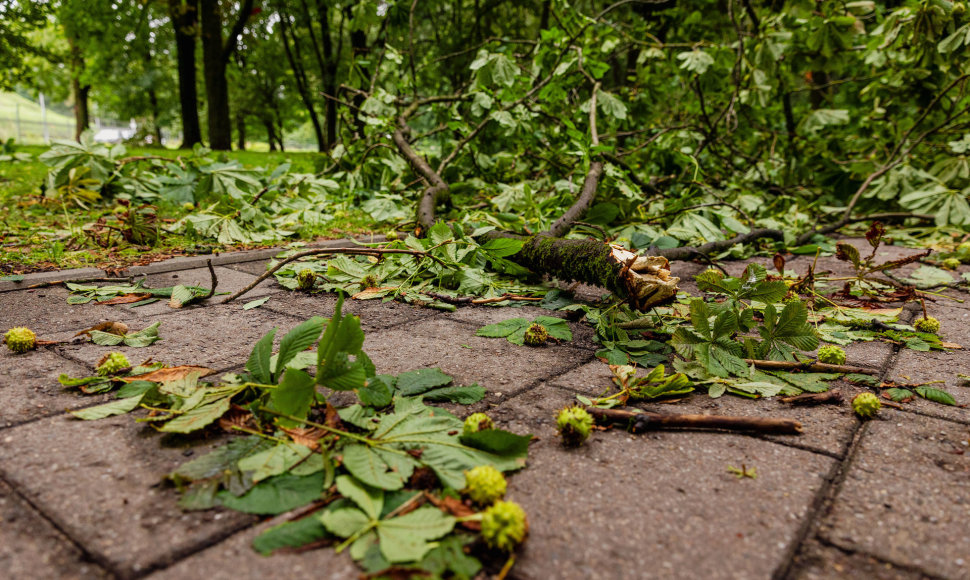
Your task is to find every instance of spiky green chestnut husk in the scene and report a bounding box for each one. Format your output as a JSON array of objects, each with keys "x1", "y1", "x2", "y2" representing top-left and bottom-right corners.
[
  {"x1": 818, "y1": 345, "x2": 846, "y2": 366},
  {"x1": 296, "y1": 269, "x2": 316, "y2": 291},
  {"x1": 556, "y1": 406, "x2": 593, "y2": 447},
  {"x1": 360, "y1": 274, "x2": 379, "y2": 289},
  {"x1": 96, "y1": 352, "x2": 130, "y2": 376},
  {"x1": 481, "y1": 500, "x2": 528, "y2": 552},
  {"x1": 463, "y1": 412, "x2": 495, "y2": 436},
  {"x1": 463, "y1": 465, "x2": 507, "y2": 505},
  {"x1": 852, "y1": 392, "x2": 881, "y2": 419},
  {"x1": 914, "y1": 317, "x2": 941, "y2": 334},
  {"x1": 4, "y1": 327, "x2": 36, "y2": 354},
  {"x1": 942, "y1": 258, "x2": 961, "y2": 270},
  {"x1": 523, "y1": 323, "x2": 548, "y2": 347}
]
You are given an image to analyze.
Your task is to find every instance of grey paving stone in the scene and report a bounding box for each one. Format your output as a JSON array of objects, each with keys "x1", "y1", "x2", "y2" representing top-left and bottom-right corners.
[
  {"x1": 818, "y1": 410, "x2": 970, "y2": 579},
  {"x1": 0, "y1": 349, "x2": 110, "y2": 429},
  {"x1": 363, "y1": 317, "x2": 594, "y2": 400},
  {"x1": 0, "y1": 414, "x2": 255, "y2": 577},
  {"x1": 147, "y1": 515, "x2": 357, "y2": 580},
  {"x1": 489, "y1": 386, "x2": 836, "y2": 580},
  {"x1": 886, "y1": 349, "x2": 970, "y2": 425},
  {"x1": 0, "y1": 479, "x2": 110, "y2": 580},
  {"x1": 916, "y1": 302, "x2": 970, "y2": 346},
  {"x1": 0, "y1": 267, "x2": 106, "y2": 293},
  {"x1": 224, "y1": 259, "x2": 272, "y2": 277},
  {"x1": 53, "y1": 305, "x2": 287, "y2": 372},
  {"x1": 840, "y1": 339, "x2": 896, "y2": 371},
  {"x1": 0, "y1": 287, "x2": 122, "y2": 334},
  {"x1": 549, "y1": 362, "x2": 865, "y2": 457},
  {"x1": 791, "y1": 538, "x2": 931, "y2": 580}
]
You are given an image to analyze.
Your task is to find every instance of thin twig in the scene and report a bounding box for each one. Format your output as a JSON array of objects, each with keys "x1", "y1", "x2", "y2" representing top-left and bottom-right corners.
[
  {"x1": 588, "y1": 407, "x2": 803, "y2": 435},
  {"x1": 743, "y1": 359, "x2": 878, "y2": 375},
  {"x1": 203, "y1": 259, "x2": 218, "y2": 300},
  {"x1": 220, "y1": 247, "x2": 447, "y2": 304}
]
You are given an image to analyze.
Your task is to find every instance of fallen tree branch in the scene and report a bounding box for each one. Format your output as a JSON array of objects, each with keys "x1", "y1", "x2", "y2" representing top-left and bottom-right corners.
[
  {"x1": 588, "y1": 406, "x2": 803, "y2": 435},
  {"x1": 743, "y1": 359, "x2": 878, "y2": 375},
  {"x1": 220, "y1": 247, "x2": 447, "y2": 304},
  {"x1": 547, "y1": 82, "x2": 603, "y2": 238},
  {"x1": 656, "y1": 228, "x2": 785, "y2": 262}
]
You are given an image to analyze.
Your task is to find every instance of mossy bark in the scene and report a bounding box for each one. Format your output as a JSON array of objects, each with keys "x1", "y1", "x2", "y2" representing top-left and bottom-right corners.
[{"x1": 512, "y1": 234, "x2": 625, "y2": 296}]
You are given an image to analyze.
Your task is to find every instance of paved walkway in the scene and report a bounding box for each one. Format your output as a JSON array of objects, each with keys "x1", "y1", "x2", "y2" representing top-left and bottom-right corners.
[{"x1": 0, "y1": 241, "x2": 967, "y2": 579}]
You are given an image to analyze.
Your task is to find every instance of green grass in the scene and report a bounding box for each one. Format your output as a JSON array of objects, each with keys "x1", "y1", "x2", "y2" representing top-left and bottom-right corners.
[
  {"x1": 0, "y1": 92, "x2": 74, "y2": 124},
  {"x1": 0, "y1": 145, "x2": 382, "y2": 274}
]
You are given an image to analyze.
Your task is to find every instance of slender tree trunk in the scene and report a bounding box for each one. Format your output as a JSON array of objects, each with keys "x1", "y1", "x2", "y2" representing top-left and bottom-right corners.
[
  {"x1": 263, "y1": 118, "x2": 277, "y2": 151},
  {"x1": 277, "y1": 5, "x2": 326, "y2": 151},
  {"x1": 149, "y1": 88, "x2": 164, "y2": 145},
  {"x1": 236, "y1": 112, "x2": 246, "y2": 150},
  {"x1": 170, "y1": 0, "x2": 202, "y2": 148},
  {"x1": 317, "y1": 0, "x2": 337, "y2": 148},
  {"x1": 199, "y1": 0, "x2": 254, "y2": 150},
  {"x1": 68, "y1": 37, "x2": 90, "y2": 141}
]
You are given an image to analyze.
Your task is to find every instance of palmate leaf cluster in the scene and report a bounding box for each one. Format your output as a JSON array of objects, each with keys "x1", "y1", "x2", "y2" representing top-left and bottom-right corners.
[
  {"x1": 671, "y1": 265, "x2": 819, "y2": 388},
  {"x1": 59, "y1": 296, "x2": 531, "y2": 575},
  {"x1": 38, "y1": 137, "x2": 339, "y2": 245}
]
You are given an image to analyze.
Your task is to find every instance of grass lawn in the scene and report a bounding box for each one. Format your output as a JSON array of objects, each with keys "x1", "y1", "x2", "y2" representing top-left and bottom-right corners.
[{"x1": 0, "y1": 144, "x2": 386, "y2": 274}]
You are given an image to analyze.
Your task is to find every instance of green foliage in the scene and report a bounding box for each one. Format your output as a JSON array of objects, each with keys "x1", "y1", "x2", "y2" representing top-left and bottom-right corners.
[{"x1": 477, "y1": 316, "x2": 572, "y2": 346}]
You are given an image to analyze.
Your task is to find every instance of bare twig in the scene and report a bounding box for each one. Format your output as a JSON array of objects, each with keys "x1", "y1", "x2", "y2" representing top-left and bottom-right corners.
[
  {"x1": 743, "y1": 359, "x2": 878, "y2": 375},
  {"x1": 588, "y1": 407, "x2": 803, "y2": 435},
  {"x1": 779, "y1": 391, "x2": 844, "y2": 406},
  {"x1": 220, "y1": 247, "x2": 447, "y2": 304},
  {"x1": 657, "y1": 228, "x2": 784, "y2": 262},
  {"x1": 203, "y1": 259, "x2": 218, "y2": 300},
  {"x1": 546, "y1": 83, "x2": 604, "y2": 238}
]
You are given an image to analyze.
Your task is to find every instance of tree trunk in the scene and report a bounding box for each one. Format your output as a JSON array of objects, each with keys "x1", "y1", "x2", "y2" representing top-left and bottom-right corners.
[
  {"x1": 277, "y1": 4, "x2": 326, "y2": 151},
  {"x1": 199, "y1": 0, "x2": 254, "y2": 151},
  {"x1": 68, "y1": 36, "x2": 90, "y2": 142},
  {"x1": 170, "y1": 0, "x2": 202, "y2": 148},
  {"x1": 236, "y1": 112, "x2": 246, "y2": 150},
  {"x1": 264, "y1": 118, "x2": 277, "y2": 151},
  {"x1": 317, "y1": 0, "x2": 338, "y2": 149}
]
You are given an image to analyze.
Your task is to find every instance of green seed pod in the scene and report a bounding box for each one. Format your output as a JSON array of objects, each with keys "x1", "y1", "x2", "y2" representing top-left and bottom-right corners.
[
  {"x1": 818, "y1": 345, "x2": 847, "y2": 366},
  {"x1": 463, "y1": 465, "x2": 507, "y2": 505},
  {"x1": 914, "y1": 317, "x2": 941, "y2": 334},
  {"x1": 852, "y1": 392, "x2": 881, "y2": 419},
  {"x1": 942, "y1": 258, "x2": 961, "y2": 270},
  {"x1": 96, "y1": 352, "x2": 131, "y2": 376},
  {"x1": 523, "y1": 323, "x2": 548, "y2": 347},
  {"x1": 556, "y1": 406, "x2": 593, "y2": 447},
  {"x1": 463, "y1": 412, "x2": 495, "y2": 436},
  {"x1": 4, "y1": 327, "x2": 37, "y2": 354},
  {"x1": 360, "y1": 274, "x2": 379, "y2": 289},
  {"x1": 481, "y1": 500, "x2": 528, "y2": 552},
  {"x1": 296, "y1": 269, "x2": 316, "y2": 291}
]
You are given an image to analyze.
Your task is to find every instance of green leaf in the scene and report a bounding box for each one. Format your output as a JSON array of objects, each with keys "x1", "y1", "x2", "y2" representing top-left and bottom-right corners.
[
  {"x1": 271, "y1": 368, "x2": 317, "y2": 426},
  {"x1": 69, "y1": 395, "x2": 144, "y2": 420},
  {"x1": 172, "y1": 436, "x2": 270, "y2": 481},
  {"x1": 395, "y1": 368, "x2": 453, "y2": 396},
  {"x1": 915, "y1": 386, "x2": 957, "y2": 406},
  {"x1": 237, "y1": 442, "x2": 320, "y2": 483},
  {"x1": 242, "y1": 296, "x2": 271, "y2": 310},
  {"x1": 481, "y1": 237, "x2": 524, "y2": 258},
  {"x1": 159, "y1": 396, "x2": 232, "y2": 433},
  {"x1": 359, "y1": 375, "x2": 395, "y2": 407},
  {"x1": 252, "y1": 517, "x2": 331, "y2": 555},
  {"x1": 906, "y1": 266, "x2": 955, "y2": 288},
  {"x1": 884, "y1": 388, "x2": 914, "y2": 402},
  {"x1": 476, "y1": 318, "x2": 529, "y2": 338},
  {"x1": 336, "y1": 474, "x2": 384, "y2": 519},
  {"x1": 219, "y1": 472, "x2": 326, "y2": 515},
  {"x1": 421, "y1": 383, "x2": 487, "y2": 404},
  {"x1": 377, "y1": 506, "x2": 455, "y2": 563},
  {"x1": 320, "y1": 506, "x2": 372, "y2": 539},
  {"x1": 169, "y1": 284, "x2": 198, "y2": 308},
  {"x1": 122, "y1": 322, "x2": 162, "y2": 347},
  {"x1": 419, "y1": 536, "x2": 481, "y2": 580},
  {"x1": 459, "y1": 429, "x2": 532, "y2": 456},
  {"x1": 247, "y1": 328, "x2": 277, "y2": 384},
  {"x1": 341, "y1": 444, "x2": 415, "y2": 490},
  {"x1": 89, "y1": 330, "x2": 125, "y2": 346}
]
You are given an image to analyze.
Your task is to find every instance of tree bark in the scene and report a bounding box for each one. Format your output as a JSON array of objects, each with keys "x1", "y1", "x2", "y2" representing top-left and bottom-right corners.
[
  {"x1": 67, "y1": 36, "x2": 90, "y2": 142},
  {"x1": 169, "y1": 0, "x2": 203, "y2": 148},
  {"x1": 200, "y1": 0, "x2": 254, "y2": 150}
]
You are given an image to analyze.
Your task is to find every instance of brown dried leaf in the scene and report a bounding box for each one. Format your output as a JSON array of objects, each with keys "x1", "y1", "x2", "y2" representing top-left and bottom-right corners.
[
  {"x1": 218, "y1": 405, "x2": 256, "y2": 432},
  {"x1": 426, "y1": 493, "x2": 479, "y2": 530},
  {"x1": 121, "y1": 365, "x2": 214, "y2": 383},
  {"x1": 74, "y1": 321, "x2": 129, "y2": 337},
  {"x1": 351, "y1": 286, "x2": 397, "y2": 300},
  {"x1": 281, "y1": 427, "x2": 328, "y2": 451}
]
